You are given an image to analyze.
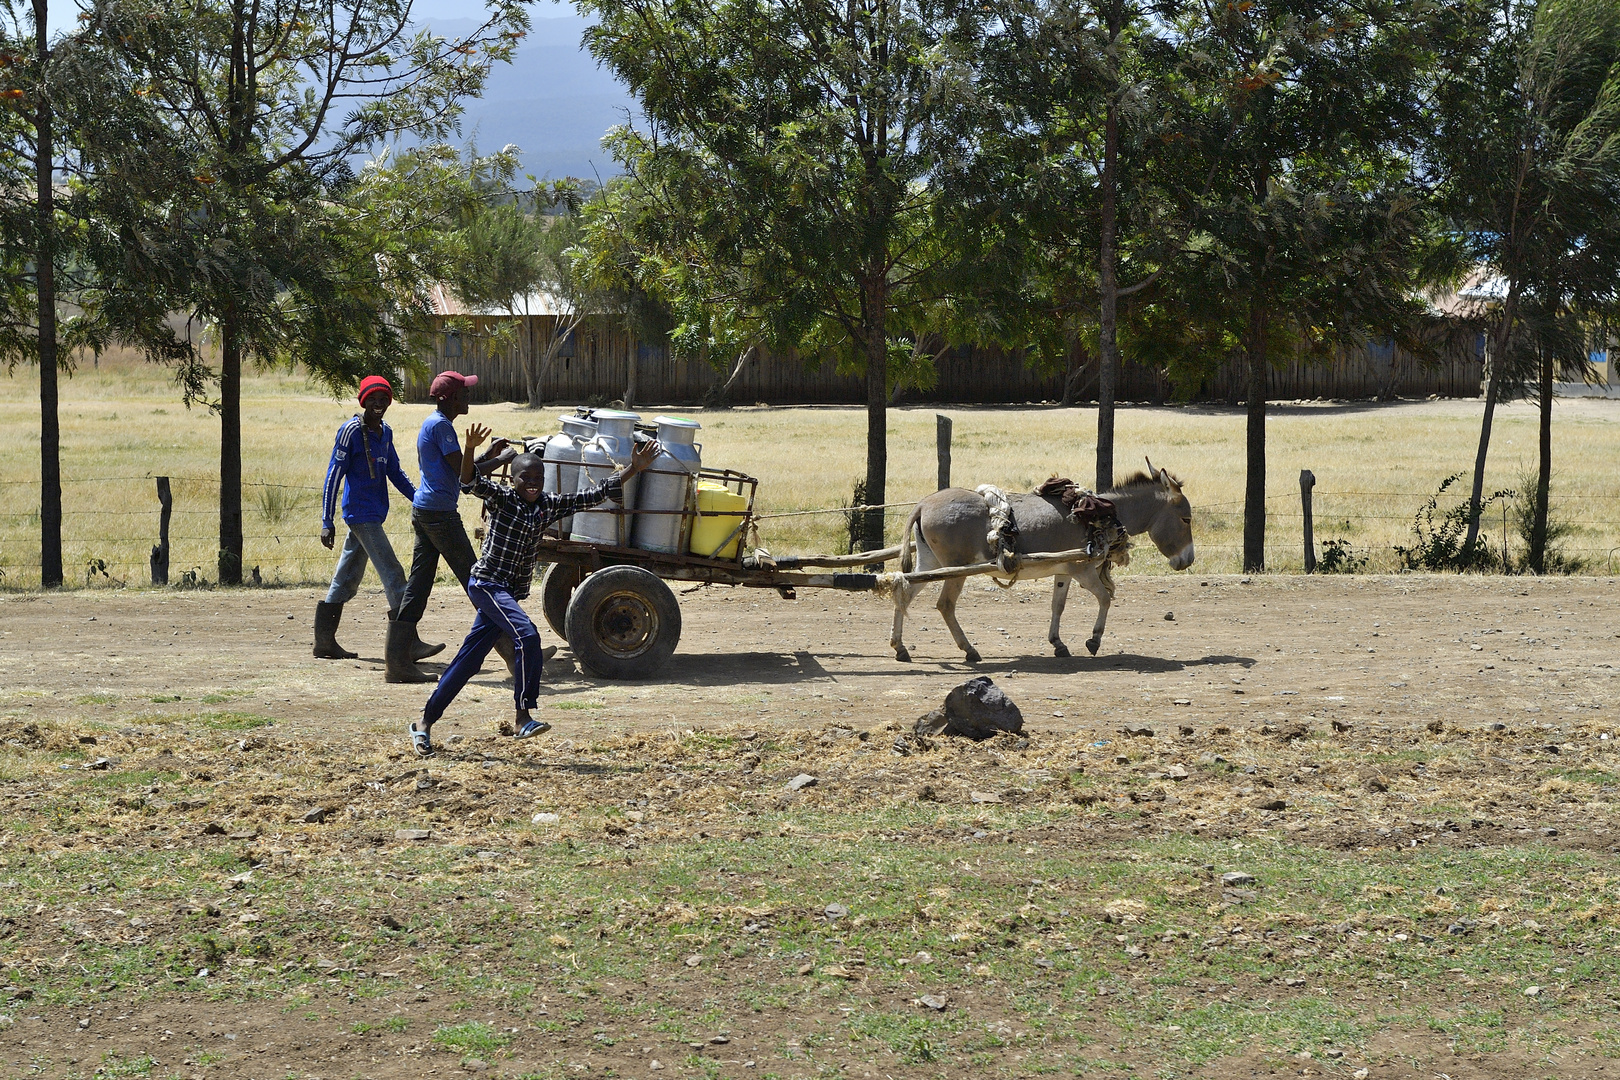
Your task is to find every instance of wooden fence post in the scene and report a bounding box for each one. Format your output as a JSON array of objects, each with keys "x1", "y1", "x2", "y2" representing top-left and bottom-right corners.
[
  {"x1": 150, "y1": 476, "x2": 172, "y2": 586},
  {"x1": 1300, "y1": 469, "x2": 1316, "y2": 573},
  {"x1": 936, "y1": 414, "x2": 952, "y2": 491}
]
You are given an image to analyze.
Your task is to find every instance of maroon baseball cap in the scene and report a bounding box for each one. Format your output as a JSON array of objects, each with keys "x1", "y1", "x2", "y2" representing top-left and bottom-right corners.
[
  {"x1": 357, "y1": 375, "x2": 393, "y2": 405},
  {"x1": 429, "y1": 370, "x2": 478, "y2": 398}
]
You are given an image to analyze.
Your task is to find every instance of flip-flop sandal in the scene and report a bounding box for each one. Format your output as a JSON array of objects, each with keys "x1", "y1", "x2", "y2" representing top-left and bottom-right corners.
[
  {"x1": 515, "y1": 719, "x2": 552, "y2": 740},
  {"x1": 409, "y1": 721, "x2": 434, "y2": 758}
]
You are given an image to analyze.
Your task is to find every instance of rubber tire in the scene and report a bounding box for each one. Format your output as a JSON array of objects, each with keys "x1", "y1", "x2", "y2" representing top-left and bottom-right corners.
[
  {"x1": 564, "y1": 565, "x2": 682, "y2": 679},
  {"x1": 540, "y1": 562, "x2": 585, "y2": 639}
]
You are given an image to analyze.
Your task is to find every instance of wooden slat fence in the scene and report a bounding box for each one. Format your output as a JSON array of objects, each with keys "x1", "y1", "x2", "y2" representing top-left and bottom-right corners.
[{"x1": 405, "y1": 316, "x2": 1484, "y2": 405}]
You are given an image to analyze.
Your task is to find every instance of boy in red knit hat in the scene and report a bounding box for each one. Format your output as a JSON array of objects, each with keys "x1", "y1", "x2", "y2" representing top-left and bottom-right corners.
[{"x1": 314, "y1": 376, "x2": 419, "y2": 659}]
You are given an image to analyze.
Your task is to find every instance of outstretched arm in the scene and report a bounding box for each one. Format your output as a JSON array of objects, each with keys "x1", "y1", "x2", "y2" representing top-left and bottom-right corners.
[{"x1": 553, "y1": 439, "x2": 662, "y2": 514}]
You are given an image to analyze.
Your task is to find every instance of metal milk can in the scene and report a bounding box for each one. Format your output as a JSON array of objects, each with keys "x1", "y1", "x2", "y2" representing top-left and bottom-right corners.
[
  {"x1": 569, "y1": 409, "x2": 641, "y2": 545},
  {"x1": 541, "y1": 414, "x2": 596, "y2": 534},
  {"x1": 630, "y1": 416, "x2": 702, "y2": 554}
]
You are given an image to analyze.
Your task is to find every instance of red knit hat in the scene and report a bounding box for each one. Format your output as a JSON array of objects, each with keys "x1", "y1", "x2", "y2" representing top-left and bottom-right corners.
[{"x1": 357, "y1": 375, "x2": 393, "y2": 405}]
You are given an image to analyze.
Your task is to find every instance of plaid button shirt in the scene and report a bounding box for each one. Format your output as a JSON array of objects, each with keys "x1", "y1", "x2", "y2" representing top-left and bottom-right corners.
[{"x1": 464, "y1": 471, "x2": 625, "y2": 600}]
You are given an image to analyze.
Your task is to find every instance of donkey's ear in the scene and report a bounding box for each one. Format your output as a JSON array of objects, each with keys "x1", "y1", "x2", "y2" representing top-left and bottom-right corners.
[{"x1": 1144, "y1": 455, "x2": 1157, "y2": 479}]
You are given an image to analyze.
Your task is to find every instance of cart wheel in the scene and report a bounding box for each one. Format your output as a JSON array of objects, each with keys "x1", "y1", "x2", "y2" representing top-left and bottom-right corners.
[
  {"x1": 564, "y1": 565, "x2": 682, "y2": 679},
  {"x1": 540, "y1": 562, "x2": 585, "y2": 639}
]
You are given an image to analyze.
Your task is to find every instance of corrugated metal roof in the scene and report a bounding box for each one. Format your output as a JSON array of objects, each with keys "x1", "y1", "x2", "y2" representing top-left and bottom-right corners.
[
  {"x1": 427, "y1": 284, "x2": 585, "y2": 317},
  {"x1": 1428, "y1": 266, "x2": 1504, "y2": 318}
]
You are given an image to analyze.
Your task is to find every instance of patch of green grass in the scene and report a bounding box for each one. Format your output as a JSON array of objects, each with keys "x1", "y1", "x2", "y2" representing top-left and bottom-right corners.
[
  {"x1": 149, "y1": 694, "x2": 182, "y2": 703},
  {"x1": 188, "y1": 711, "x2": 274, "y2": 731},
  {"x1": 383, "y1": 1015, "x2": 410, "y2": 1033},
  {"x1": 550, "y1": 701, "x2": 602, "y2": 711},
  {"x1": 199, "y1": 690, "x2": 252, "y2": 705},
  {"x1": 94, "y1": 1053, "x2": 157, "y2": 1077},
  {"x1": 74, "y1": 693, "x2": 118, "y2": 706},
  {"x1": 1554, "y1": 767, "x2": 1616, "y2": 785},
  {"x1": 848, "y1": 1011, "x2": 957, "y2": 1061},
  {"x1": 432, "y1": 1020, "x2": 511, "y2": 1057}
]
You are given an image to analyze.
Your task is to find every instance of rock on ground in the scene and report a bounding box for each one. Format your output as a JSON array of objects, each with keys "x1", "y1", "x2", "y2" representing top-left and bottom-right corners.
[{"x1": 915, "y1": 676, "x2": 1023, "y2": 741}]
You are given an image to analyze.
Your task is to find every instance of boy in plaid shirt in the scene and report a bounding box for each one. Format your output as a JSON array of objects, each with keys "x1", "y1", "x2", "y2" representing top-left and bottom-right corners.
[{"x1": 410, "y1": 422, "x2": 659, "y2": 756}]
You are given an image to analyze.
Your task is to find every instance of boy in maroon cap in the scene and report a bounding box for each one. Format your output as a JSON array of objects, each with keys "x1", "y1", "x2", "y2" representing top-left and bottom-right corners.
[
  {"x1": 386, "y1": 370, "x2": 516, "y2": 681},
  {"x1": 314, "y1": 376, "x2": 415, "y2": 659}
]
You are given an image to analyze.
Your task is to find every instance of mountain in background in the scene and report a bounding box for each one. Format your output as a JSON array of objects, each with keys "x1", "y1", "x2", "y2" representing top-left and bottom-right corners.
[{"x1": 426, "y1": 14, "x2": 636, "y2": 181}]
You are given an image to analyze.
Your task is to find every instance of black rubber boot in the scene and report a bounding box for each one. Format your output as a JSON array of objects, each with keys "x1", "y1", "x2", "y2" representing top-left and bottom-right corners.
[
  {"x1": 385, "y1": 618, "x2": 437, "y2": 683},
  {"x1": 389, "y1": 609, "x2": 445, "y2": 661},
  {"x1": 314, "y1": 602, "x2": 357, "y2": 660}
]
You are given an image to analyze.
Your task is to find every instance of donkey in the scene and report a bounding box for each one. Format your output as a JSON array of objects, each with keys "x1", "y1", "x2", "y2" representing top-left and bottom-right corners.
[{"x1": 889, "y1": 461, "x2": 1194, "y2": 662}]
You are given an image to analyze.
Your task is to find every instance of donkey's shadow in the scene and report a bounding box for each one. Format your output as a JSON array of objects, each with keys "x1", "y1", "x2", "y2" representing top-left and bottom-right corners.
[{"x1": 943, "y1": 652, "x2": 1256, "y2": 675}]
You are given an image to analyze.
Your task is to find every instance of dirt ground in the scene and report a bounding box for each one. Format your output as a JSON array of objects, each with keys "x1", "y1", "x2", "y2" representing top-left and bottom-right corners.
[
  {"x1": 3, "y1": 572, "x2": 1620, "y2": 1080},
  {"x1": 4, "y1": 570, "x2": 1616, "y2": 741}
]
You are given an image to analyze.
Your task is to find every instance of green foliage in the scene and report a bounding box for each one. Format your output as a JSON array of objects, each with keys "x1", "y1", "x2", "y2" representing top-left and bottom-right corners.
[
  {"x1": 578, "y1": 0, "x2": 1001, "y2": 539},
  {"x1": 1509, "y1": 472, "x2": 1586, "y2": 573},
  {"x1": 1315, "y1": 539, "x2": 1367, "y2": 574},
  {"x1": 1395, "y1": 473, "x2": 1512, "y2": 572},
  {"x1": 63, "y1": 0, "x2": 527, "y2": 580}
]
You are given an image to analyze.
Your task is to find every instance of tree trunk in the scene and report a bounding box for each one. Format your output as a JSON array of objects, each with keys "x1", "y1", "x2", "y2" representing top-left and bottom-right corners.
[
  {"x1": 1060, "y1": 331, "x2": 1091, "y2": 407},
  {"x1": 218, "y1": 312, "x2": 243, "y2": 585},
  {"x1": 1094, "y1": 0, "x2": 1122, "y2": 492},
  {"x1": 706, "y1": 344, "x2": 758, "y2": 408},
  {"x1": 33, "y1": 0, "x2": 61, "y2": 589},
  {"x1": 525, "y1": 315, "x2": 542, "y2": 409},
  {"x1": 1242, "y1": 300, "x2": 1268, "y2": 573},
  {"x1": 1528, "y1": 344, "x2": 1553, "y2": 574},
  {"x1": 1461, "y1": 342, "x2": 1503, "y2": 561},
  {"x1": 862, "y1": 279, "x2": 889, "y2": 552}
]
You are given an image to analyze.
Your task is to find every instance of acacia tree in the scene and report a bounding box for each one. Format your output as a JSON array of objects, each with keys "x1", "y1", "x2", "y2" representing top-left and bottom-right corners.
[
  {"x1": 1174, "y1": 0, "x2": 1445, "y2": 571},
  {"x1": 76, "y1": 0, "x2": 526, "y2": 584},
  {"x1": 581, "y1": 0, "x2": 981, "y2": 550},
  {"x1": 0, "y1": 0, "x2": 81, "y2": 587},
  {"x1": 1432, "y1": 0, "x2": 1620, "y2": 571},
  {"x1": 453, "y1": 178, "x2": 594, "y2": 409}
]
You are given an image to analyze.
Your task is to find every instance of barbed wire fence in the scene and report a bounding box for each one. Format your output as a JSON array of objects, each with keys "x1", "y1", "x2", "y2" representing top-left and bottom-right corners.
[{"x1": 2, "y1": 474, "x2": 1618, "y2": 588}]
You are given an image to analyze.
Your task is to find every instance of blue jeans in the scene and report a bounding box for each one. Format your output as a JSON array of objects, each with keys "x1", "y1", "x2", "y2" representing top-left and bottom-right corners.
[
  {"x1": 422, "y1": 580, "x2": 543, "y2": 725},
  {"x1": 324, "y1": 521, "x2": 407, "y2": 611}
]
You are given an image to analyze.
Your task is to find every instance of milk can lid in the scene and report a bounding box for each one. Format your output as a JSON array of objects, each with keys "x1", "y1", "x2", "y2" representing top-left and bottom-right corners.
[
  {"x1": 653, "y1": 415, "x2": 702, "y2": 430},
  {"x1": 591, "y1": 409, "x2": 642, "y2": 422}
]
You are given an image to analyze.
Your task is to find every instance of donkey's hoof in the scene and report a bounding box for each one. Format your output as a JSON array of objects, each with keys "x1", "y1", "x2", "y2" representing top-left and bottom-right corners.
[
  {"x1": 1085, "y1": 638, "x2": 1101, "y2": 656},
  {"x1": 1053, "y1": 643, "x2": 1070, "y2": 658},
  {"x1": 894, "y1": 647, "x2": 912, "y2": 663},
  {"x1": 964, "y1": 649, "x2": 982, "y2": 664}
]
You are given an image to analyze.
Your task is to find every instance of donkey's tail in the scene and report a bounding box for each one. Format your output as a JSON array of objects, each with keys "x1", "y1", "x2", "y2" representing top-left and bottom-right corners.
[{"x1": 898, "y1": 502, "x2": 926, "y2": 574}]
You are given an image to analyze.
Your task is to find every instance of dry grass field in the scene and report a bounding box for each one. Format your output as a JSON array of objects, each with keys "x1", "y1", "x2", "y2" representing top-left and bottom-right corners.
[{"x1": 2, "y1": 353, "x2": 1619, "y2": 591}]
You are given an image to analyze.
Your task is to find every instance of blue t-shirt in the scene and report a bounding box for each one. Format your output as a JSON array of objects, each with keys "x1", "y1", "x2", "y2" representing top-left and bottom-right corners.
[{"x1": 413, "y1": 411, "x2": 463, "y2": 512}]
